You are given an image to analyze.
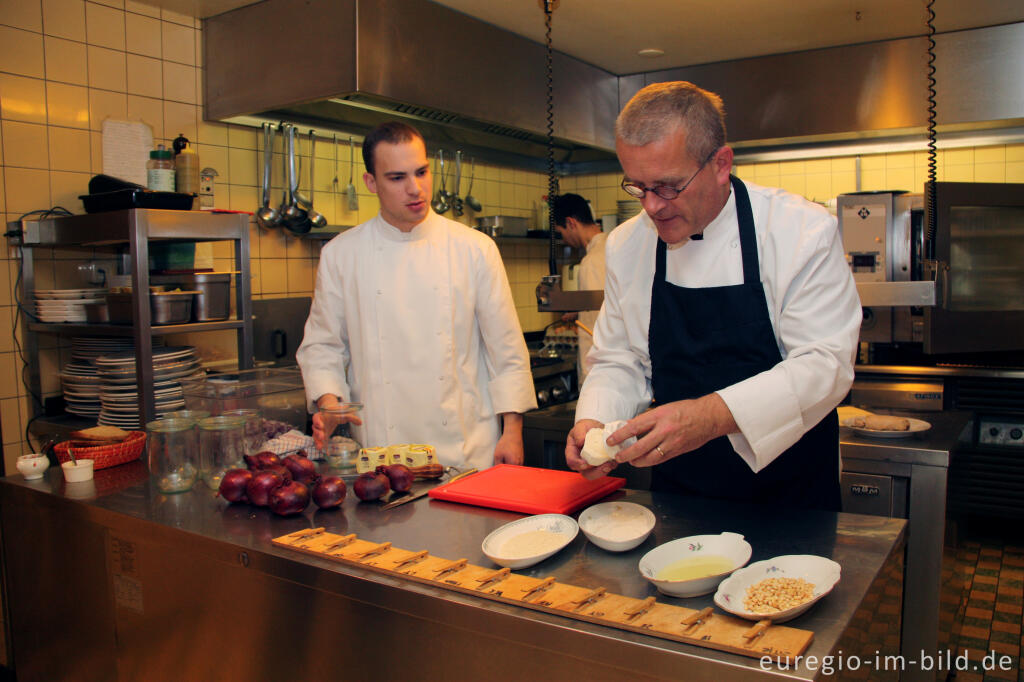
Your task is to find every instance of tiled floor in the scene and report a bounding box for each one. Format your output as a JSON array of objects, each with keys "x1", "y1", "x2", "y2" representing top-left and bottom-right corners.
[{"x1": 949, "y1": 525, "x2": 1024, "y2": 682}]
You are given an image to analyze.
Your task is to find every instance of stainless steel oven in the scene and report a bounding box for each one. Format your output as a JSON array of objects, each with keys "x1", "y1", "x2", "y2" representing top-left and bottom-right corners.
[{"x1": 840, "y1": 181, "x2": 1024, "y2": 354}]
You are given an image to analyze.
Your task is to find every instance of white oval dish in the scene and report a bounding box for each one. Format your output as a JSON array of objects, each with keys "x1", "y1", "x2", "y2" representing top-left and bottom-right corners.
[
  {"x1": 579, "y1": 501, "x2": 655, "y2": 552},
  {"x1": 713, "y1": 554, "x2": 841, "y2": 622},
  {"x1": 482, "y1": 514, "x2": 578, "y2": 569},
  {"x1": 638, "y1": 532, "x2": 752, "y2": 597}
]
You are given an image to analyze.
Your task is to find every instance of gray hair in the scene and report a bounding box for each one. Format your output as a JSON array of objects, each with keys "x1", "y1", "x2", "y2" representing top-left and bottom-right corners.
[{"x1": 615, "y1": 81, "x2": 726, "y2": 162}]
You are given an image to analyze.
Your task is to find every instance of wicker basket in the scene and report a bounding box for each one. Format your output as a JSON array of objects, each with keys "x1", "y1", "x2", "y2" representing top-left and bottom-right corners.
[{"x1": 54, "y1": 431, "x2": 147, "y2": 470}]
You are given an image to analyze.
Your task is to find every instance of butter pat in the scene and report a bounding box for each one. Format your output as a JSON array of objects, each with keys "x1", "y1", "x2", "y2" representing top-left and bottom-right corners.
[{"x1": 581, "y1": 420, "x2": 635, "y2": 466}]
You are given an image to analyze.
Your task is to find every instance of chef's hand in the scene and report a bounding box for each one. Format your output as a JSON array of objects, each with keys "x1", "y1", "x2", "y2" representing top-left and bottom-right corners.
[
  {"x1": 493, "y1": 412, "x2": 524, "y2": 465},
  {"x1": 566, "y1": 418, "x2": 616, "y2": 480},
  {"x1": 312, "y1": 394, "x2": 363, "y2": 450},
  {"x1": 608, "y1": 394, "x2": 737, "y2": 467}
]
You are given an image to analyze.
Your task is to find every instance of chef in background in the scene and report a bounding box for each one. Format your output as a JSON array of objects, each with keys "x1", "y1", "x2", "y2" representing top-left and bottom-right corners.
[
  {"x1": 297, "y1": 121, "x2": 536, "y2": 471},
  {"x1": 551, "y1": 193, "x2": 607, "y2": 384},
  {"x1": 565, "y1": 81, "x2": 861, "y2": 510}
]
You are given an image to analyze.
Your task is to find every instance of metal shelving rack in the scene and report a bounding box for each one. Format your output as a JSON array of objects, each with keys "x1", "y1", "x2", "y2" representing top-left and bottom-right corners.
[{"x1": 12, "y1": 209, "x2": 254, "y2": 426}]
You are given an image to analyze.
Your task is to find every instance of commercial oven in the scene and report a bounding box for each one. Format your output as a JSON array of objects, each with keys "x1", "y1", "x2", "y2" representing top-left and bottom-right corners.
[{"x1": 839, "y1": 181, "x2": 1024, "y2": 354}]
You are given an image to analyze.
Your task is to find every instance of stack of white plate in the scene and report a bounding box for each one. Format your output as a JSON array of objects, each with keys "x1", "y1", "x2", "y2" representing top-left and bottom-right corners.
[
  {"x1": 60, "y1": 360, "x2": 102, "y2": 418},
  {"x1": 33, "y1": 288, "x2": 107, "y2": 323},
  {"x1": 616, "y1": 199, "x2": 642, "y2": 225},
  {"x1": 60, "y1": 338, "x2": 164, "y2": 421},
  {"x1": 96, "y1": 346, "x2": 203, "y2": 429}
]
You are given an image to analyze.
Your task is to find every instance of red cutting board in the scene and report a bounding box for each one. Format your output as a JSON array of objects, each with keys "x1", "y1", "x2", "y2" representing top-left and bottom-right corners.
[{"x1": 428, "y1": 464, "x2": 625, "y2": 515}]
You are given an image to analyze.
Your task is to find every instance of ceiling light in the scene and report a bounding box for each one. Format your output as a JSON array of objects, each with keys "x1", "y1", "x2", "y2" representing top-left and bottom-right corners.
[{"x1": 637, "y1": 48, "x2": 665, "y2": 58}]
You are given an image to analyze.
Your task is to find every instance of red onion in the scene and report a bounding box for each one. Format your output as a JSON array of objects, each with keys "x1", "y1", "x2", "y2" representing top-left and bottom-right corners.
[
  {"x1": 244, "y1": 451, "x2": 282, "y2": 470},
  {"x1": 217, "y1": 468, "x2": 252, "y2": 503},
  {"x1": 353, "y1": 471, "x2": 390, "y2": 501},
  {"x1": 283, "y1": 453, "x2": 320, "y2": 486},
  {"x1": 261, "y1": 464, "x2": 292, "y2": 482},
  {"x1": 378, "y1": 464, "x2": 414, "y2": 493},
  {"x1": 312, "y1": 476, "x2": 347, "y2": 509},
  {"x1": 269, "y1": 481, "x2": 310, "y2": 516},
  {"x1": 247, "y1": 470, "x2": 286, "y2": 507}
]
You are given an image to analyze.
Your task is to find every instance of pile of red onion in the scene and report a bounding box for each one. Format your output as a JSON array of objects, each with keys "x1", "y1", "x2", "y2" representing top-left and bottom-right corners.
[{"x1": 217, "y1": 451, "x2": 346, "y2": 515}]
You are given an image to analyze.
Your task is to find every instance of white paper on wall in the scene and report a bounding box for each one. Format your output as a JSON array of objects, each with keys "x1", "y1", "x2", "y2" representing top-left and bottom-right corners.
[{"x1": 102, "y1": 120, "x2": 154, "y2": 187}]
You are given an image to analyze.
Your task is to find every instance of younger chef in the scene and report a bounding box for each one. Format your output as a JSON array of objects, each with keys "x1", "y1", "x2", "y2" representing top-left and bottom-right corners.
[
  {"x1": 565, "y1": 82, "x2": 861, "y2": 510},
  {"x1": 551, "y1": 193, "x2": 607, "y2": 384},
  {"x1": 297, "y1": 121, "x2": 537, "y2": 470}
]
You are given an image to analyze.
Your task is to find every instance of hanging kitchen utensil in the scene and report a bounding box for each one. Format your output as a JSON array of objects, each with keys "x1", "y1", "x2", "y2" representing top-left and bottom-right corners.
[
  {"x1": 332, "y1": 133, "x2": 340, "y2": 194},
  {"x1": 292, "y1": 130, "x2": 313, "y2": 211},
  {"x1": 306, "y1": 129, "x2": 328, "y2": 228},
  {"x1": 431, "y1": 149, "x2": 449, "y2": 214},
  {"x1": 345, "y1": 136, "x2": 359, "y2": 212},
  {"x1": 452, "y1": 150, "x2": 464, "y2": 217},
  {"x1": 256, "y1": 122, "x2": 282, "y2": 228},
  {"x1": 282, "y1": 124, "x2": 311, "y2": 233},
  {"x1": 465, "y1": 157, "x2": 482, "y2": 212}
]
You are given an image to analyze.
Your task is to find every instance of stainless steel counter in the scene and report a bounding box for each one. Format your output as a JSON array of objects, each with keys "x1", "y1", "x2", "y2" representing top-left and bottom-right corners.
[
  {"x1": 0, "y1": 463, "x2": 905, "y2": 681},
  {"x1": 840, "y1": 412, "x2": 970, "y2": 682}
]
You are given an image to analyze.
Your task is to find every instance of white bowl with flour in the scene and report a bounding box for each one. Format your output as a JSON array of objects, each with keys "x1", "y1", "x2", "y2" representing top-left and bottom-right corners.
[
  {"x1": 482, "y1": 514, "x2": 578, "y2": 569},
  {"x1": 578, "y1": 501, "x2": 656, "y2": 552}
]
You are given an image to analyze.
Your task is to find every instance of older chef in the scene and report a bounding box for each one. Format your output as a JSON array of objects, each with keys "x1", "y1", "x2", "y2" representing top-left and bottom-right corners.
[
  {"x1": 566, "y1": 82, "x2": 861, "y2": 511},
  {"x1": 297, "y1": 121, "x2": 536, "y2": 470}
]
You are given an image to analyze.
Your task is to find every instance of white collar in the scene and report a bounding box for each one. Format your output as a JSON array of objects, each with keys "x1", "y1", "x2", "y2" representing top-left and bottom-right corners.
[{"x1": 374, "y1": 211, "x2": 436, "y2": 242}]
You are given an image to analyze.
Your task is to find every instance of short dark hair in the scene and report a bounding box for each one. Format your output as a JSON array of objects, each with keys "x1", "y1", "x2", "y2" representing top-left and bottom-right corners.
[
  {"x1": 362, "y1": 121, "x2": 424, "y2": 175},
  {"x1": 551, "y1": 193, "x2": 595, "y2": 227}
]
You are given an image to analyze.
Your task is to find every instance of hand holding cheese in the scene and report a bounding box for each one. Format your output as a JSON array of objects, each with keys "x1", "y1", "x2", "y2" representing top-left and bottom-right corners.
[{"x1": 581, "y1": 420, "x2": 637, "y2": 466}]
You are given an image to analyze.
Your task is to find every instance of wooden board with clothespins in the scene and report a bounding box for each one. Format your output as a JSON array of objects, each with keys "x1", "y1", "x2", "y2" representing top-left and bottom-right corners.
[{"x1": 272, "y1": 528, "x2": 814, "y2": 662}]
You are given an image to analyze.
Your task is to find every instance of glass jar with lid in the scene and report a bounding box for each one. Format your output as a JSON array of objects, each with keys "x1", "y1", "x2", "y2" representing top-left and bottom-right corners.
[
  {"x1": 197, "y1": 415, "x2": 246, "y2": 489},
  {"x1": 147, "y1": 417, "x2": 199, "y2": 493},
  {"x1": 222, "y1": 408, "x2": 265, "y2": 455}
]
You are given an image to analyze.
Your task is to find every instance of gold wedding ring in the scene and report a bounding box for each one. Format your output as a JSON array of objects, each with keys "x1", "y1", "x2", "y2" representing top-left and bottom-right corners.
[{"x1": 655, "y1": 445, "x2": 665, "y2": 457}]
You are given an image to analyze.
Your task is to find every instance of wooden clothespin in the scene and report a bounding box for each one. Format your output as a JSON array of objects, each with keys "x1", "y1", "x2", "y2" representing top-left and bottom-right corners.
[
  {"x1": 323, "y1": 534, "x2": 357, "y2": 553},
  {"x1": 433, "y1": 558, "x2": 468, "y2": 578},
  {"x1": 356, "y1": 541, "x2": 392, "y2": 560},
  {"x1": 743, "y1": 619, "x2": 772, "y2": 642},
  {"x1": 520, "y1": 576, "x2": 556, "y2": 601},
  {"x1": 474, "y1": 567, "x2": 511, "y2": 589},
  {"x1": 393, "y1": 550, "x2": 430, "y2": 570},
  {"x1": 623, "y1": 596, "x2": 657, "y2": 621},
  {"x1": 680, "y1": 606, "x2": 713, "y2": 630}
]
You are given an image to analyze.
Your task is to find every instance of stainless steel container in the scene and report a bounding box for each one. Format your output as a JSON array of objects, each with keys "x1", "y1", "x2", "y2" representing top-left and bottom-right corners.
[
  {"x1": 106, "y1": 290, "x2": 199, "y2": 325},
  {"x1": 151, "y1": 272, "x2": 233, "y2": 321},
  {"x1": 475, "y1": 215, "x2": 528, "y2": 237}
]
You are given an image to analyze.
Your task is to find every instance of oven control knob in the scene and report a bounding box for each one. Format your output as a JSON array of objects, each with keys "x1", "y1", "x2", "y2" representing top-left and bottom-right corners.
[
  {"x1": 551, "y1": 385, "x2": 567, "y2": 402},
  {"x1": 537, "y1": 389, "x2": 550, "y2": 406},
  {"x1": 1011, "y1": 428, "x2": 1022, "y2": 440},
  {"x1": 990, "y1": 427, "x2": 1000, "y2": 437}
]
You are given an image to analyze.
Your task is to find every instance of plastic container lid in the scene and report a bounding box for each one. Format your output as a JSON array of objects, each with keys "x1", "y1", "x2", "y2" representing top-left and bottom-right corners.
[{"x1": 150, "y1": 148, "x2": 173, "y2": 160}]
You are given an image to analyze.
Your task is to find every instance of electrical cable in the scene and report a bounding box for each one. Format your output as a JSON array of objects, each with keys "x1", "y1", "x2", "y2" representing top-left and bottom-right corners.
[
  {"x1": 8, "y1": 207, "x2": 75, "y2": 451},
  {"x1": 924, "y1": 0, "x2": 938, "y2": 244},
  {"x1": 543, "y1": 0, "x2": 560, "y2": 277}
]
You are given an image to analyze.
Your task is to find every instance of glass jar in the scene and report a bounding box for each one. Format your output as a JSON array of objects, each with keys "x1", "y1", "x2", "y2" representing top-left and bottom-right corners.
[
  {"x1": 147, "y1": 417, "x2": 199, "y2": 493},
  {"x1": 147, "y1": 145, "x2": 175, "y2": 191},
  {"x1": 319, "y1": 403, "x2": 363, "y2": 472},
  {"x1": 222, "y1": 408, "x2": 265, "y2": 455},
  {"x1": 197, "y1": 415, "x2": 246, "y2": 489}
]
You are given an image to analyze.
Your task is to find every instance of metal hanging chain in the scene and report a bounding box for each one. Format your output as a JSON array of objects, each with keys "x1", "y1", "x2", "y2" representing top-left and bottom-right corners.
[
  {"x1": 543, "y1": 0, "x2": 560, "y2": 276},
  {"x1": 924, "y1": 0, "x2": 938, "y2": 243}
]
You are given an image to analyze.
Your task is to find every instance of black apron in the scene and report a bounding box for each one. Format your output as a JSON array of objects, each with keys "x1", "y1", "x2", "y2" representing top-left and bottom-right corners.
[{"x1": 648, "y1": 175, "x2": 840, "y2": 511}]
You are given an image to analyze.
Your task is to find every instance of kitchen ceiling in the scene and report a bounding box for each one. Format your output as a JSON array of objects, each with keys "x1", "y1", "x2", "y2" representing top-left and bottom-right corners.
[{"x1": 428, "y1": 0, "x2": 1024, "y2": 75}]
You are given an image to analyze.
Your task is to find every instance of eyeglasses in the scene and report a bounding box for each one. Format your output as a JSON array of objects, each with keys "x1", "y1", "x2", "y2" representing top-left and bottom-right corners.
[{"x1": 621, "y1": 151, "x2": 717, "y2": 200}]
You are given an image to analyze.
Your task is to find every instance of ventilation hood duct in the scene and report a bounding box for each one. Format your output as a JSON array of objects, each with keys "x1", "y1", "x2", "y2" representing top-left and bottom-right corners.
[{"x1": 204, "y1": 0, "x2": 621, "y2": 171}]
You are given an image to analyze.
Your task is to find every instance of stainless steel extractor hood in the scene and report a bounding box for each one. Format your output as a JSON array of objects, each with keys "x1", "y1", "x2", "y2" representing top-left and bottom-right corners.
[{"x1": 204, "y1": 0, "x2": 621, "y2": 171}]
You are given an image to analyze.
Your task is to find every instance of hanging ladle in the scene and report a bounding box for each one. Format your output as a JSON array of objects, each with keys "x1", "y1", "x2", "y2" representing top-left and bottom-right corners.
[
  {"x1": 345, "y1": 136, "x2": 359, "y2": 212},
  {"x1": 256, "y1": 122, "x2": 281, "y2": 228},
  {"x1": 431, "y1": 149, "x2": 449, "y2": 213},
  {"x1": 306, "y1": 130, "x2": 327, "y2": 228},
  {"x1": 282, "y1": 124, "x2": 310, "y2": 233},
  {"x1": 464, "y1": 156, "x2": 482, "y2": 212}
]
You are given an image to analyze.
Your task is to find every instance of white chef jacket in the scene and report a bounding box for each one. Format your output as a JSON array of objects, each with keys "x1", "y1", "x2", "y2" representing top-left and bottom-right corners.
[
  {"x1": 297, "y1": 211, "x2": 537, "y2": 470},
  {"x1": 577, "y1": 231, "x2": 607, "y2": 383},
  {"x1": 576, "y1": 180, "x2": 861, "y2": 473}
]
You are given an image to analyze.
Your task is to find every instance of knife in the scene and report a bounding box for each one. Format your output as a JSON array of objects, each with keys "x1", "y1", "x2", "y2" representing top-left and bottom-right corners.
[{"x1": 380, "y1": 468, "x2": 478, "y2": 510}]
